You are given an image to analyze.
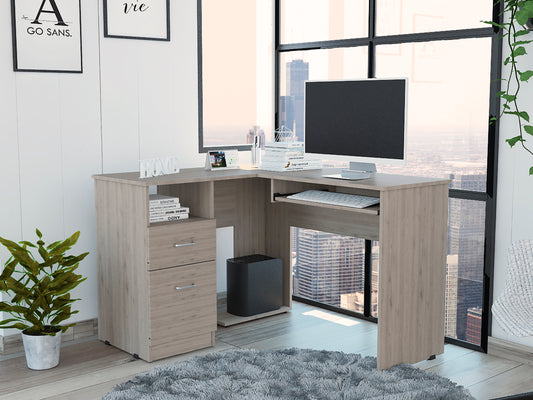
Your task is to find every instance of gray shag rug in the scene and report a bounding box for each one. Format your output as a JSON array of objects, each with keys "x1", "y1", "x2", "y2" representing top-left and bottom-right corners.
[{"x1": 103, "y1": 348, "x2": 474, "y2": 399}]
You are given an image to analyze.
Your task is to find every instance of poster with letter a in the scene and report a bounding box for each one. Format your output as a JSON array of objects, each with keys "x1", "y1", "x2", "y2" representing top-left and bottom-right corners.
[{"x1": 11, "y1": 0, "x2": 82, "y2": 73}]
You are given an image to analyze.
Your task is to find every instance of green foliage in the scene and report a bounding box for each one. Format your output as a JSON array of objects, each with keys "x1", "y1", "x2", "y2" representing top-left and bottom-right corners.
[
  {"x1": 488, "y1": 0, "x2": 533, "y2": 174},
  {"x1": 0, "y1": 230, "x2": 88, "y2": 335}
]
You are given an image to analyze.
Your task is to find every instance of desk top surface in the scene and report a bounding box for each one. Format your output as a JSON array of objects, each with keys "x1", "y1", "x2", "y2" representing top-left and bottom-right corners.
[{"x1": 93, "y1": 167, "x2": 450, "y2": 191}]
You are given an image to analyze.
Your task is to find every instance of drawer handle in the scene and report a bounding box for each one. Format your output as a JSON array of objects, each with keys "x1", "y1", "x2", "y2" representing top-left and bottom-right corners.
[
  {"x1": 175, "y1": 283, "x2": 196, "y2": 291},
  {"x1": 173, "y1": 242, "x2": 195, "y2": 248}
]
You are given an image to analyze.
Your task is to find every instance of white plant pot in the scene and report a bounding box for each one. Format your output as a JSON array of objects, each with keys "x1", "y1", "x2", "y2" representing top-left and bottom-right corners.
[{"x1": 22, "y1": 329, "x2": 62, "y2": 370}]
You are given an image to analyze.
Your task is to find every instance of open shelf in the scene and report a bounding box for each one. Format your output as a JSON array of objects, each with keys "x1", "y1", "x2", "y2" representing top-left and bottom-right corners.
[{"x1": 273, "y1": 195, "x2": 380, "y2": 216}]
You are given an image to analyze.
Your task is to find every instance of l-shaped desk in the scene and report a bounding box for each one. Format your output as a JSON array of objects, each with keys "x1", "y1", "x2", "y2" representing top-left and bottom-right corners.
[{"x1": 93, "y1": 167, "x2": 449, "y2": 370}]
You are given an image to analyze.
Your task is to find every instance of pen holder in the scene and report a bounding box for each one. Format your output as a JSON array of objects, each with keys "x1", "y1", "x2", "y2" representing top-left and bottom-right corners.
[{"x1": 251, "y1": 135, "x2": 262, "y2": 167}]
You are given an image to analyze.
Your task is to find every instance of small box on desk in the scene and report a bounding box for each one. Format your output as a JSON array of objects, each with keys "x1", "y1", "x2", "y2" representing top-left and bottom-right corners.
[{"x1": 227, "y1": 254, "x2": 282, "y2": 317}]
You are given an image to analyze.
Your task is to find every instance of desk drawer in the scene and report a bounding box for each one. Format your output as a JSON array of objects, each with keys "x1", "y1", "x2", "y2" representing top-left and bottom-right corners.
[
  {"x1": 148, "y1": 218, "x2": 216, "y2": 270},
  {"x1": 149, "y1": 261, "x2": 216, "y2": 350}
]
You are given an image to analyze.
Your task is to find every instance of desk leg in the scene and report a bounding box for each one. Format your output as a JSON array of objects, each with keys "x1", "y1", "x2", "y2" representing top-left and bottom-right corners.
[{"x1": 377, "y1": 183, "x2": 448, "y2": 370}]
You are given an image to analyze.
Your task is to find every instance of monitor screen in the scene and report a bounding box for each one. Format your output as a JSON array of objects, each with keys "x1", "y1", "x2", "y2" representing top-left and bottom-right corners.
[{"x1": 304, "y1": 79, "x2": 407, "y2": 163}]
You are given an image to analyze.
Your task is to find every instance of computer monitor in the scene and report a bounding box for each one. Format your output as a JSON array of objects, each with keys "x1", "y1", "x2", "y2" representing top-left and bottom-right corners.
[{"x1": 304, "y1": 78, "x2": 407, "y2": 179}]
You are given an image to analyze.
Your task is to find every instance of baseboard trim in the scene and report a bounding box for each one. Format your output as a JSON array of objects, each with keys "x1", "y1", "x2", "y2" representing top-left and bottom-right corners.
[
  {"x1": 488, "y1": 337, "x2": 533, "y2": 366},
  {"x1": 0, "y1": 318, "x2": 98, "y2": 355}
]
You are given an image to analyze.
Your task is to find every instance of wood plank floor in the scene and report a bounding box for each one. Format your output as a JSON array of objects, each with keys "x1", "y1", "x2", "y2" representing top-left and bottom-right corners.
[{"x1": 1, "y1": 301, "x2": 531, "y2": 400}]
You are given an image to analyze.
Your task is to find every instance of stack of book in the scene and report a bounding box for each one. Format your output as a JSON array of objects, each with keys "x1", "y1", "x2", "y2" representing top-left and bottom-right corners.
[
  {"x1": 261, "y1": 141, "x2": 322, "y2": 171},
  {"x1": 149, "y1": 194, "x2": 189, "y2": 223}
]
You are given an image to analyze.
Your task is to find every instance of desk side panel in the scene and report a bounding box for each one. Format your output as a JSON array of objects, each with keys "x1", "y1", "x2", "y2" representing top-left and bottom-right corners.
[
  {"x1": 213, "y1": 178, "x2": 268, "y2": 257},
  {"x1": 95, "y1": 180, "x2": 150, "y2": 360},
  {"x1": 378, "y1": 183, "x2": 448, "y2": 370}
]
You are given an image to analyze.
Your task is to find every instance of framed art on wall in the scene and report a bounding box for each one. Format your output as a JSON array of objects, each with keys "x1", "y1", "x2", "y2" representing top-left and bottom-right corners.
[
  {"x1": 103, "y1": 0, "x2": 170, "y2": 41},
  {"x1": 11, "y1": 0, "x2": 83, "y2": 73}
]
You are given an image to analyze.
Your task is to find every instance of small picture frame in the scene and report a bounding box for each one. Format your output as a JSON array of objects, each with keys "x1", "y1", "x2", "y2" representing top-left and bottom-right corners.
[
  {"x1": 205, "y1": 150, "x2": 239, "y2": 171},
  {"x1": 11, "y1": 0, "x2": 83, "y2": 73},
  {"x1": 103, "y1": 0, "x2": 170, "y2": 41}
]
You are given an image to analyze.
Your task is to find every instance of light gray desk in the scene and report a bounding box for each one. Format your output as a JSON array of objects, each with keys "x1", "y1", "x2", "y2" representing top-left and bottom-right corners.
[{"x1": 93, "y1": 167, "x2": 449, "y2": 369}]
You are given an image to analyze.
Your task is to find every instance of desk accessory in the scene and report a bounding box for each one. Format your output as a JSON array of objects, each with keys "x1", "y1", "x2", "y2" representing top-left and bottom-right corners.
[
  {"x1": 251, "y1": 134, "x2": 262, "y2": 168},
  {"x1": 139, "y1": 156, "x2": 179, "y2": 178},
  {"x1": 205, "y1": 150, "x2": 239, "y2": 170}
]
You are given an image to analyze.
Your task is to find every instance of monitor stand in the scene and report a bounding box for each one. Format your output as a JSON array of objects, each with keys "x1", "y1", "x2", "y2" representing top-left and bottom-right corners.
[{"x1": 324, "y1": 162, "x2": 377, "y2": 180}]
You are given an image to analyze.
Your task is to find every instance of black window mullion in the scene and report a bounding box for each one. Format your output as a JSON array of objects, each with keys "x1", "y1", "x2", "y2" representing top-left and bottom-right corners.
[
  {"x1": 449, "y1": 189, "x2": 489, "y2": 202},
  {"x1": 278, "y1": 37, "x2": 370, "y2": 52},
  {"x1": 274, "y1": 0, "x2": 281, "y2": 132},
  {"x1": 374, "y1": 27, "x2": 493, "y2": 46},
  {"x1": 368, "y1": 0, "x2": 376, "y2": 78},
  {"x1": 363, "y1": 240, "x2": 372, "y2": 317},
  {"x1": 482, "y1": 0, "x2": 504, "y2": 347}
]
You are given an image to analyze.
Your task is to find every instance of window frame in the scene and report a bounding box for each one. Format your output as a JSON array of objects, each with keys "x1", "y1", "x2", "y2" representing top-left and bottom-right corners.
[
  {"x1": 275, "y1": 0, "x2": 503, "y2": 352},
  {"x1": 197, "y1": 0, "x2": 274, "y2": 153}
]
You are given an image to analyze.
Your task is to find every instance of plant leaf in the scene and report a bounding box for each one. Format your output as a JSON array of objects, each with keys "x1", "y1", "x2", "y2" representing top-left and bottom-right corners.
[
  {"x1": 482, "y1": 20, "x2": 505, "y2": 29},
  {"x1": 512, "y1": 46, "x2": 527, "y2": 57},
  {"x1": 530, "y1": 166, "x2": 533, "y2": 175},
  {"x1": 0, "y1": 259, "x2": 17, "y2": 281},
  {"x1": 501, "y1": 94, "x2": 517, "y2": 102},
  {"x1": 524, "y1": 125, "x2": 533, "y2": 136},
  {"x1": 516, "y1": 9, "x2": 531, "y2": 25},
  {"x1": 519, "y1": 70, "x2": 533, "y2": 82},
  {"x1": 514, "y1": 29, "x2": 532, "y2": 38},
  {"x1": 513, "y1": 40, "x2": 533, "y2": 47},
  {"x1": 506, "y1": 136, "x2": 524, "y2": 147},
  {"x1": 35, "y1": 229, "x2": 42, "y2": 239},
  {"x1": 0, "y1": 322, "x2": 28, "y2": 330},
  {"x1": 504, "y1": 111, "x2": 530, "y2": 122},
  {"x1": 19, "y1": 241, "x2": 37, "y2": 248}
]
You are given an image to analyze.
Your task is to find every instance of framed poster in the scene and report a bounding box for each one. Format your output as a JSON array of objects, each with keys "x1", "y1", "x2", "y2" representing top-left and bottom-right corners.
[
  {"x1": 11, "y1": 0, "x2": 82, "y2": 73},
  {"x1": 103, "y1": 0, "x2": 170, "y2": 41}
]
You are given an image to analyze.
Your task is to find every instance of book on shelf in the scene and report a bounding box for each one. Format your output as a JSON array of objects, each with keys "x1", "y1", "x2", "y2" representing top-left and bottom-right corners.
[
  {"x1": 149, "y1": 207, "x2": 189, "y2": 217},
  {"x1": 261, "y1": 158, "x2": 322, "y2": 171},
  {"x1": 262, "y1": 154, "x2": 305, "y2": 162},
  {"x1": 150, "y1": 213, "x2": 190, "y2": 223},
  {"x1": 264, "y1": 141, "x2": 304, "y2": 149},
  {"x1": 263, "y1": 147, "x2": 304, "y2": 154},
  {"x1": 149, "y1": 203, "x2": 183, "y2": 211},
  {"x1": 149, "y1": 194, "x2": 180, "y2": 206}
]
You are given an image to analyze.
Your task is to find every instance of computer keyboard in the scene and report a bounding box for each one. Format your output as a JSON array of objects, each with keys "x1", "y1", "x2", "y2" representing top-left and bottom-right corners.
[{"x1": 286, "y1": 190, "x2": 380, "y2": 209}]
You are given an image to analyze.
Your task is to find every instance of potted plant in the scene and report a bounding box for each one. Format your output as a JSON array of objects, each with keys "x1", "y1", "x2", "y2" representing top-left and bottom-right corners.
[{"x1": 0, "y1": 229, "x2": 88, "y2": 370}]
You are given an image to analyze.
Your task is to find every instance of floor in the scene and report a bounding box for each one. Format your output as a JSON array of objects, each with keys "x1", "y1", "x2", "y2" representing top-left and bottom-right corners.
[{"x1": 1, "y1": 301, "x2": 532, "y2": 400}]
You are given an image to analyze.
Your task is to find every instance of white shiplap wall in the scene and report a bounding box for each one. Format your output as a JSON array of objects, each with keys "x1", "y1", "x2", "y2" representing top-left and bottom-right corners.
[{"x1": 0, "y1": 0, "x2": 204, "y2": 335}]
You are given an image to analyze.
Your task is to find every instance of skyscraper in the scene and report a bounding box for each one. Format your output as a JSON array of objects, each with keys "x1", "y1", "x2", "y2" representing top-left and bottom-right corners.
[
  {"x1": 466, "y1": 307, "x2": 482, "y2": 345},
  {"x1": 445, "y1": 255, "x2": 459, "y2": 339},
  {"x1": 280, "y1": 59, "x2": 309, "y2": 141},
  {"x1": 448, "y1": 173, "x2": 485, "y2": 341},
  {"x1": 292, "y1": 228, "x2": 365, "y2": 307}
]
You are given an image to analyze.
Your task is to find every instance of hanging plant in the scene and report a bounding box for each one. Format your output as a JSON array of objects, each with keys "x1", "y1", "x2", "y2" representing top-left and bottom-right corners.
[{"x1": 485, "y1": 0, "x2": 533, "y2": 175}]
